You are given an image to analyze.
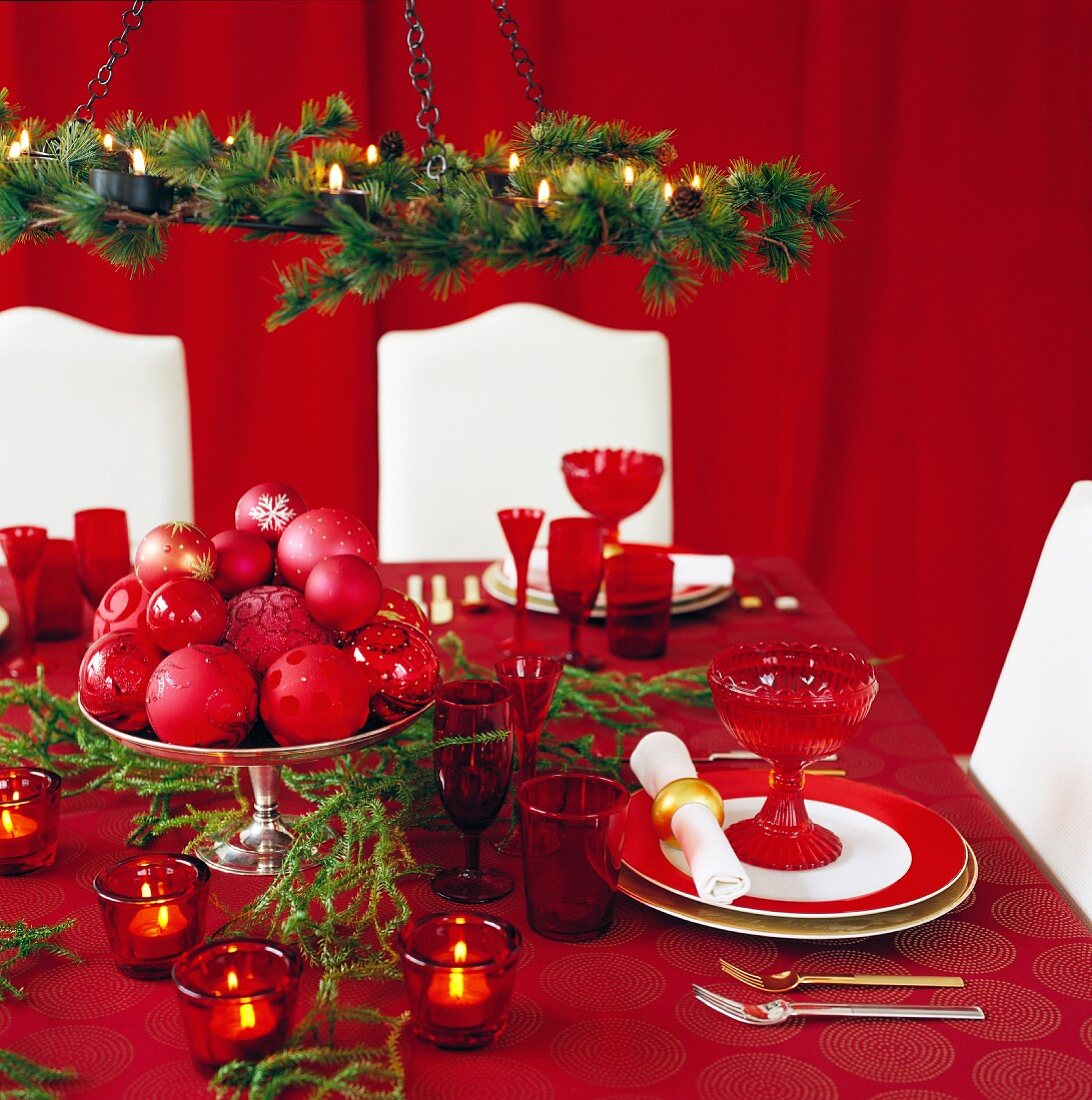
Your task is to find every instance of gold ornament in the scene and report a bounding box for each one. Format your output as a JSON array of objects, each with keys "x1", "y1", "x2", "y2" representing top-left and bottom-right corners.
[{"x1": 651, "y1": 777, "x2": 725, "y2": 845}]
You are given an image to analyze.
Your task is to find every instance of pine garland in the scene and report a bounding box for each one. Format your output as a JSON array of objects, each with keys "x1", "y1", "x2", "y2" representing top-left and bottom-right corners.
[{"x1": 0, "y1": 90, "x2": 848, "y2": 326}]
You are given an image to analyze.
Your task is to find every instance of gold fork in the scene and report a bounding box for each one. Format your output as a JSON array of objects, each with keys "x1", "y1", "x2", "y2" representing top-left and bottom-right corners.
[{"x1": 719, "y1": 958, "x2": 964, "y2": 991}]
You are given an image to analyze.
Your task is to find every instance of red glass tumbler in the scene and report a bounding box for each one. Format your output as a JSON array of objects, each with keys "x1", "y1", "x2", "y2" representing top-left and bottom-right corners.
[
  {"x1": 399, "y1": 912, "x2": 521, "y2": 1050},
  {"x1": 518, "y1": 772, "x2": 629, "y2": 941},
  {"x1": 0, "y1": 526, "x2": 48, "y2": 679},
  {"x1": 0, "y1": 768, "x2": 61, "y2": 875},
  {"x1": 35, "y1": 539, "x2": 85, "y2": 640},
  {"x1": 94, "y1": 853, "x2": 210, "y2": 979},
  {"x1": 561, "y1": 449, "x2": 664, "y2": 544},
  {"x1": 604, "y1": 551, "x2": 675, "y2": 659},
  {"x1": 497, "y1": 508, "x2": 545, "y2": 656},
  {"x1": 172, "y1": 938, "x2": 302, "y2": 1072},
  {"x1": 547, "y1": 517, "x2": 605, "y2": 670},
  {"x1": 73, "y1": 509, "x2": 131, "y2": 607}
]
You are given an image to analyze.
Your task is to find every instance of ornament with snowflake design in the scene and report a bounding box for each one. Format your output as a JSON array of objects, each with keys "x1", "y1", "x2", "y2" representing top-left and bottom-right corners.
[{"x1": 235, "y1": 482, "x2": 308, "y2": 545}]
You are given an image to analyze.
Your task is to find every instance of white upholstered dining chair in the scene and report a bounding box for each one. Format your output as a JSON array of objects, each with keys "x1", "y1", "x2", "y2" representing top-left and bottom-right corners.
[
  {"x1": 377, "y1": 302, "x2": 673, "y2": 561},
  {"x1": 0, "y1": 307, "x2": 194, "y2": 545},
  {"x1": 970, "y1": 480, "x2": 1092, "y2": 922}
]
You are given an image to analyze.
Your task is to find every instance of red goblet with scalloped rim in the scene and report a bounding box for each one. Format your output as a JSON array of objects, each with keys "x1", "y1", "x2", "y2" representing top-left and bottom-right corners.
[
  {"x1": 561, "y1": 449, "x2": 664, "y2": 544},
  {"x1": 707, "y1": 643, "x2": 878, "y2": 870}
]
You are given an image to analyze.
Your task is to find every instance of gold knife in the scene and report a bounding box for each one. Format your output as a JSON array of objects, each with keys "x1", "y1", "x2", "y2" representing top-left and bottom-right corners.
[{"x1": 430, "y1": 573, "x2": 454, "y2": 625}]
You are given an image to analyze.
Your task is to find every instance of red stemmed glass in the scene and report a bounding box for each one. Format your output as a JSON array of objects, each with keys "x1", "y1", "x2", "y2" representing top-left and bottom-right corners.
[
  {"x1": 547, "y1": 518, "x2": 604, "y2": 670},
  {"x1": 73, "y1": 509, "x2": 131, "y2": 607},
  {"x1": 561, "y1": 449, "x2": 665, "y2": 544},
  {"x1": 707, "y1": 643, "x2": 878, "y2": 870},
  {"x1": 0, "y1": 527, "x2": 48, "y2": 679},
  {"x1": 497, "y1": 508, "x2": 545, "y2": 656},
  {"x1": 432, "y1": 680, "x2": 515, "y2": 903},
  {"x1": 493, "y1": 655, "x2": 563, "y2": 854}
]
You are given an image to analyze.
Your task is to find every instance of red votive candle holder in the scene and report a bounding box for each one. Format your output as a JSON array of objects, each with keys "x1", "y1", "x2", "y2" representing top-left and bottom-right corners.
[
  {"x1": 604, "y1": 551, "x2": 675, "y2": 659},
  {"x1": 398, "y1": 912, "x2": 521, "y2": 1050},
  {"x1": 93, "y1": 853, "x2": 210, "y2": 979},
  {"x1": 0, "y1": 768, "x2": 61, "y2": 875},
  {"x1": 172, "y1": 938, "x2": 302, "y2": 1072}
]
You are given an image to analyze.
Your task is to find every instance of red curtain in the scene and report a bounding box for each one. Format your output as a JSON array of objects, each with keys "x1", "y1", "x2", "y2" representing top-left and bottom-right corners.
[{"x1": 1, "y1": 0, "x2": 1088, "y2": 752}]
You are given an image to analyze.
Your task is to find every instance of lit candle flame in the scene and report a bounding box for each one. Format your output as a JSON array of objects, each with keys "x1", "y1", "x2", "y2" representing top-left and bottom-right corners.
[
  {"x1": 1, "y1": 809, "x2": 12, "y2": 834},
  {"x1": 366, "y1": 144, "x2": 379, "y2": 165},
  {"x1": 623, "y1": 164, "x2": 635, "y2": 187},
  {"x1": 508, "y1": 152, "x2": 520, "y2": 172},
  {"x1": 225, "y1": 135, "x2": 234, "y2": 146},
  {"x1": 104, "y1": 133, "x2": 113, "y2": 151},
  {"x1": 239, "y1": 1002, "x2": 257, "y2": 1030},
  {"x1": 132, "y1": 148, "x2": 146, "y2": 176},
  {"x1": 7, "y1": 141, "x2": 20, "y2": 161},
  {"x1": 329, "y1": 163, "x2": 344, "y2": 193},
  {"x1": 449, "y1": 939, "x2": 468, "y2": 1001},
  {"x1": 536, "y1": 178, "x2": 550, "y2": 206},
  {"x1": 691, "y1": 173, "x2": 702, "y2": 189},
  {"x1": 19, "y1": 129, "x2": 29, "y2": 153},
  {"x1": 663, "y1": 181, "x2": 674, "y2": 201},
  {"x1": 156, "y1": 905, "x2": 170, "y2": 931},
  {"x1": 227, "y1": 968, "x2": 239, "y2": 992},
  {"x1": 140, "y1": 881, "x2": 152, "y2": 898}
]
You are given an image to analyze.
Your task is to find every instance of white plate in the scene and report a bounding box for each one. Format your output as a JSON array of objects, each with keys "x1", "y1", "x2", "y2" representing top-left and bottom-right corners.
[{"x1": 0, "y1": 605, "x2": 8, "y2": 641}]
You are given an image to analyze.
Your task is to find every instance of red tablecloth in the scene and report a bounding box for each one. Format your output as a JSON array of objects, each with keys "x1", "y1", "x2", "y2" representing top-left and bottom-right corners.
[{"x1": 1, "y1": 559, "x2": 1089, "y2": 1100}]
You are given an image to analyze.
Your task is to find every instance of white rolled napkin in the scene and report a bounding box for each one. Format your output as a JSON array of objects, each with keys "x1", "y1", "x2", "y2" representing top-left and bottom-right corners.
[
  {"x1": 504, "y1": 548, "x2": 734, "y2": 592},
  {"x1": 629, "y1": 730, "x2": 751, "y2": 906}
]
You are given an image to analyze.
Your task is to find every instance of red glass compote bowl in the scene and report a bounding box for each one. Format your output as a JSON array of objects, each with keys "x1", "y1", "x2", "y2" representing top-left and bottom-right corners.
[
  {"x1": 432, "y1": 680, "x2": 515, "y2": 903},
  {"x1": 0, "y1": 526, "x2": 48, "y2": 679},
  {"x1": 562, "y1": 449, "x2": 665, "y2": 544},
  {"x1": 547, "y1": 517, "x2": 605, "y2": 670},
  {"x1": 73, "y1": 508, "x2": 131, "y2": 608},
  {"x1": 497, "y1": 508, "x2": 545, "y2": 657},
  {"x1": 707, "y1": 643, "x2": 878, "y2": 871}
]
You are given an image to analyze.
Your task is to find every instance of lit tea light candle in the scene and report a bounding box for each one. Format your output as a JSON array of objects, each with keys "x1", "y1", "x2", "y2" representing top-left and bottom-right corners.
[
  {"x1": 0, "y1": 802, "x2": 38, "y2": 859},
  {"x1": 103, "y1": 133, "x2": 113, "y2": 151},
  {"x1": 225, "y1": 134, "x2": 234, "y2": 146},
  {"x1": 366, "y1": 143, "x2": 379, "y2": 165},
  {"x1": 318, "y1": 162, "x2": 367, "y2": 216},
  {"x1": 536, "y1": 178, "x2": 551, "y2": 207},
  {"x1": 425, "y1": 936, "x2": 494, "y2": 1029},
  {"x1": 131, "y1": 148, "x2": 146, "y2": 175},
  {"x1": 691, "y1": 173, "x2": 702, "y2": 189},
  {"x1": 19, "y1": 128, "x2": 30, "y2": 154},
  {"x1": 663, "y1": 181, "x2": 674, "y2": 201},
  {"x1": 6, "y1": 140, "x2": 20, "y2": 161},
  {"x1": 0, "y1": 769, "x2": 60, "y2": 875},
  {"x1": 508, "y1": 152, "x2": 520, "y2": 172},
  {"x1": 623, "y1": 164, "x2": 636, "y2": 188}
]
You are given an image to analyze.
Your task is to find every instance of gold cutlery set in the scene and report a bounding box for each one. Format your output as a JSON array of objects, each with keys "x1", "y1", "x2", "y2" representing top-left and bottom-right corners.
[{"x1": 406, "y1": 573, "x2": 487, "y2": 626}]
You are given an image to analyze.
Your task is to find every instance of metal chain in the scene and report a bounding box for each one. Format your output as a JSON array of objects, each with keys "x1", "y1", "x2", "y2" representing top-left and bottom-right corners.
[
  {"x1": 404, "y1": 0, "x2": 447, "y2": 187},
  {"x1": 490, "y1": 0, "x2": 546, "y2": 120},
  {"x1": 73, "y1": 0, "x2": 151, "y2": 123}
]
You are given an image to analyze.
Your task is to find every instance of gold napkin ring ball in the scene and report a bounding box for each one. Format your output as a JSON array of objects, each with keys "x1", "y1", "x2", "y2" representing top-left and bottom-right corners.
[{"x1": 651, "y1": 777, "x2": 725, "y2": 843}]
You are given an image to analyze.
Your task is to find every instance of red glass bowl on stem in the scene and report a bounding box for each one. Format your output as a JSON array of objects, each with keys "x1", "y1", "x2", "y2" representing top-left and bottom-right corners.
[
  {"x1": 0, "y1": 526, "x2": 48, "y2": 679},
  {"x1": 496, "y1": 508, "x2": 544, "y2": 656},
  {"x1": 73, "y1": 508, "x2": 131, "y2": 608},
  {"x1": 561, "y1": 449, "x2": 664, "y2": 544},
  {"x1": 547, "y1": 517, "x2": 605, "y2": 670},
  {"x1": 707, "y1": 643, "x2": 878, "y2": 871}
]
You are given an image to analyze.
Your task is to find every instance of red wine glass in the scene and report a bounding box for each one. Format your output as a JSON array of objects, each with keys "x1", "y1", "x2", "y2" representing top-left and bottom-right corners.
[
  {"x1": 707, "y1": 643, "x2": 878, "y2": 870},
  {"x1": 497, "y1": 508, "x2": 545, "y2": 656},
  {"x1": 0, "y1": 526, "x2": 48, "y2": 679},
  {"x1": 561, "y1": 449, "x2": 664, "y2": 544},
  {"x1": 547, "y1": 517, "x2": 604, "y2": 670},
  {"x1": 432, "y1": 679, "x2": 515, "y2": 903},
  {"x1": 73, "y1": 509, "x2": 131, "y2": 607},
  {"x1": 493, "y1": 655, "x2": 563, "y2": 854}
]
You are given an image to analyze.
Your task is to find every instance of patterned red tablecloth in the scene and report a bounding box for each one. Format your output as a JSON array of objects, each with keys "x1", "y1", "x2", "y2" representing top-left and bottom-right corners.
[{"x1": 1, "y1": 558, "x2": 1089, "y2": 1100}]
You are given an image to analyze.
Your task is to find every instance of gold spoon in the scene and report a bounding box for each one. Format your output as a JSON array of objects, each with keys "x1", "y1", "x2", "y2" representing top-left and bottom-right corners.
[{"x1": 719, "y1": 958, "x2": 964, "y2": 991}]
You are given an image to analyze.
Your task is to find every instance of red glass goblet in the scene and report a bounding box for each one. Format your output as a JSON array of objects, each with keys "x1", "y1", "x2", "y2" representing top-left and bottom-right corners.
[
  {"x1": 561, "y1": 449, "x2": 664, "y2": 544},
  {"x1": 547, "y1": 517, "x2": 604, "y2": 670},
  {"x1": 707, "y1": 643, "x2": 878, "y2": 870},
  {"x1": 432, "y1": 680, "x2": 515, "y2": 903},
  {"x1": 0, "y1": 526, "x2": 48, "y2": 679},
  {"x1": 497, "y1": 508, "x2": 545, "y2": 656},
  {"x1": 73, "y1": 509, "x2": 131, "y2": 608}
]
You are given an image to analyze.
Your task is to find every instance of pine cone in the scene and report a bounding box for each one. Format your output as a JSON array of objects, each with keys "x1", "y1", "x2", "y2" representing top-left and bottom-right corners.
[
  {"x1": 378, "y1": 129, "x2": 405, "y2": 160},
  {"x1": 655, "y1": 141, "x2": 678, "y2": 167},
  {"x1": 668, "y1": 184, "x2": 704, "y2": 219}
]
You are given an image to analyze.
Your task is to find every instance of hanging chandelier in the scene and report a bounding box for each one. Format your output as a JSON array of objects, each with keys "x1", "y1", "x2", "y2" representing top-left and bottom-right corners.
[{"x1": 0, "y1": 0, "x2": 849, "y2": 328}]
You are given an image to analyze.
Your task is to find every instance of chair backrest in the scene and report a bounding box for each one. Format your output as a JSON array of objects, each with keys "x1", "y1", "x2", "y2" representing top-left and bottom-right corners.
[
  {"x1": 377, "y1": 302, "x2": 673, "y2": 561},
  {"x1": 0, "y1": 307, "x2": 194, "y2": 545},
  {"x1": 970, "y1": 480, "x2": 1092, "y2": 922}
]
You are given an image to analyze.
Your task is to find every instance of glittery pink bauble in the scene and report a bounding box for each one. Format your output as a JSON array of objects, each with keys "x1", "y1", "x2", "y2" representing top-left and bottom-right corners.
[
  {"x1": 346, "y1": 621, "x2": 440, "y2": 723},
  {"x1": 235, "y1": 482, "x2": 307, "y2": 545},
  {"x1": 375, "y1": 587, "x2": 432, "y2": 636},
  {"x1": 146, "y1": 578, "x2": 228, "y2": 652},
  {"x1": 224, "y1": 585, "x2": 335, "y2": 674},
  {"x1": 276, "y1": 508, "x2": 378, "y2": 591},
  {"x1": 210, "y1": 529, "x2": 275, "y2": 598},
  {"x1": 146, "y1": 645, "x2": 258, "y2": 748},
  {"x1": 134, "y1": 522, "x2": 217, "y2": 592},
  {"x1": 79, "y1": 630, "x2": 165, "y2": 731},
  {"x1": 92, "y1": 573, "x2": 150, "y2": 641},
  {"x1": 260, "y1": 644, "x2": 371, "y2": 746},
  {"x1": 304, "y1": 555, "x2": 383, "y2": 633}
]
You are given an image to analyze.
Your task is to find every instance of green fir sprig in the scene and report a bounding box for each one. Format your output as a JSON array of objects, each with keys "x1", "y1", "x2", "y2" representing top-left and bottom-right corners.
[
  {"x1": 0, "y1": 1048, "x2": 76, "y2": 1100},
  {"x1": 0, "y1": 918, "x2": 79, "y2": 1001}
]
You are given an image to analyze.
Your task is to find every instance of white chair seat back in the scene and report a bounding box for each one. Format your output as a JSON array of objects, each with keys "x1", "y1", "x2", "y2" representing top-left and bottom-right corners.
[
  {"x1": 970, "y1": 480, "x2": 1092, "y2": 921},
  {"x1": 378, "y1": 302, "x2": 672, "y2": 562},
  {"x1": 0, "y1": 307, "x2": 194, "y2": 544}
]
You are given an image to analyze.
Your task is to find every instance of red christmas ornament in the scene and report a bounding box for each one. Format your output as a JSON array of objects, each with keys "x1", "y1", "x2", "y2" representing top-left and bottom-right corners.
[
  {"x1": 277, "y1": 508, "x2": 378, "y2": 591},
  {"x1": 375, "y1": 587, "x2": 433, "y2": 636},
  {"x1": 92, "y1": 572, "x2": 151, "y2": 641},
  {"x1": 146, "y1": 645, "x2": 258, "y2": 749},
  {"x1": 79, "y1": 630, "x2": 165, "y2": 731},
  {"x1": 235, "y1": 482, "x2": 307, "y2": 544},
  {"x1": 210, "y1": 529, "x2": 275, "y2": 598},
  {"x1": 346, "y1": 620, "x2": 440, "y2": 723},
  {"x1": 260, "y1": 644, "x2": 371, "y2": 746},
  {"x1": 303, "y1": 555, "x2": 383, "y2": 633},
  {"x1": 134, "y1": 522, "x2": 217, "y2": 592},
  {"x1": 146, "y1": 578, "x2": 228, "y2": 652},
  {"x1": 224, "y1": 585, "x2": 335, "y2": 674}
]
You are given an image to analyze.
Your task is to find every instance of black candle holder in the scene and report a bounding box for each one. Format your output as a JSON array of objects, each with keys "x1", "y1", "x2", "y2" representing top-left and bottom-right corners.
[
  {"x1": 319, "y1": 190, "x2": 369, "y2": 217},
  {"x1": 89, "y1": 167, "x2": 175, "y2": 216}
]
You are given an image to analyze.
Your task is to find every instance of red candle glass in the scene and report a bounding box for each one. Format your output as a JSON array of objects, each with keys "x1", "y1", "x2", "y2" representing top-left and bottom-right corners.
[
  {"x1": 604, "y1": 551, "x2": 675, "y2": 659},
  {"x1": 497, "y1": 508, "x2": 545, "y2": 656},
  {"x1": 35, "y1": 539, "x2": 85, "y2": 640},
  {"x1": 561, "y1": 449, "x2": 664, "y2": 544},
  {"x1": 172, "y1": 938, "x2": 302, "y2": 1072},
  {"x1": 399, "y1": 912, "x2": 521, "y2": 1050},
  {"x1": 0, "y1": 768, "x2": 61, "y2": 875},
  {"x1": 94, "y1": 853, "x2": 210, "y2": 979},
  {"x1": 0, "y1": 525, "x2": 48, "y2": 679},
  {"x1": 547, "y1": 517, "x2": 605, "y2": 670},
  {"x1": 73, "y1": 509, "x2": 131, "y2": 608}
]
